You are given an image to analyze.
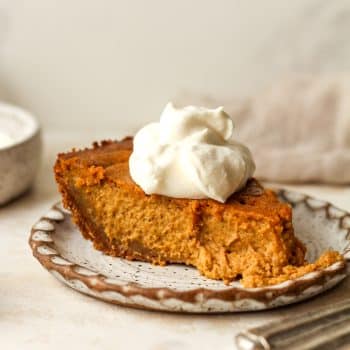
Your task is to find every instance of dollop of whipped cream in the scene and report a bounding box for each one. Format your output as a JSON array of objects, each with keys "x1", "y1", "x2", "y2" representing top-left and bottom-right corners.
[{"x1": 129, "y1": 102, "x2": 255, "y2": 202}]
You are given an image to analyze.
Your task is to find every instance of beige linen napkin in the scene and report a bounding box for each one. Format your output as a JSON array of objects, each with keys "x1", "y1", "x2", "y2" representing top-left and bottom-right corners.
[{"x1": 179, "y1": 75, "x2": 350, "y2": 184}]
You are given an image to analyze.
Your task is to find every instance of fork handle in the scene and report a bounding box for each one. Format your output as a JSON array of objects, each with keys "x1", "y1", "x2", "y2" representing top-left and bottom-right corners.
[{"x1": 235, "y1": 299, "x2": 350, "y2": 350}]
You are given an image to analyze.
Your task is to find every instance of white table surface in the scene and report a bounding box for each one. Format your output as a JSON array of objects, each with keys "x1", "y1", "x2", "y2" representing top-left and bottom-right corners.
[{"x1": 1, "y1": 131, "x2": 350, "y2": 350}]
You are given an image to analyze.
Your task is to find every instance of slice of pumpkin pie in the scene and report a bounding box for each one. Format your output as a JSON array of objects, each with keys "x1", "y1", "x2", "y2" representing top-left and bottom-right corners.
[{"x1": 54, "y1": 104, "x2": 342, "y2": 288}]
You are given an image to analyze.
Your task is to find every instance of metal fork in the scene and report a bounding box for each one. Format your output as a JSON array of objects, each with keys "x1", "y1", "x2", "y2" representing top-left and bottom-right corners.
[{"x1": 235, "y1": 299, "x2": 350, "y2": 350}]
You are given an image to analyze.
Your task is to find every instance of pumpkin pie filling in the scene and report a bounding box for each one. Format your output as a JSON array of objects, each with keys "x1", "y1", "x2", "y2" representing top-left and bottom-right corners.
[{"x1": 54, "y1": 138, "x2": 343, "y2": 288}]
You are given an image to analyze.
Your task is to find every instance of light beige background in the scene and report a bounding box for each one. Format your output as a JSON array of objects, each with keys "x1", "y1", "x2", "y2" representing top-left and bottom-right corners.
[
  {"x1": 1, "y1": 2, "x2": 350, "y2": 349},
  {"x1": 1, "y1": 0, "x2": 350, "y2": 135}
]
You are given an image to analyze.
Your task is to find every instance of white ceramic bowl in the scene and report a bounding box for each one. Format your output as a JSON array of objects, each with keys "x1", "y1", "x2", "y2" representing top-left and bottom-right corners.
[{"x1": 0, "y1": 102, "x2": 42, "y2": 205}]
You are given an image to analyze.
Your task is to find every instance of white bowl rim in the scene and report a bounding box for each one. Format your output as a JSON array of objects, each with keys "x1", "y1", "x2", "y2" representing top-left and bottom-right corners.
[{"x1": 0, "y1": 101, "x2": 40, "y2": 151}]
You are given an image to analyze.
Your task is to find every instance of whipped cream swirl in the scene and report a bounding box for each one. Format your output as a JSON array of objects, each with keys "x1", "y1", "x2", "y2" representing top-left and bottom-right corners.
[{"x1": 129, "y1": 102, "x2": 255, "y2": 202}]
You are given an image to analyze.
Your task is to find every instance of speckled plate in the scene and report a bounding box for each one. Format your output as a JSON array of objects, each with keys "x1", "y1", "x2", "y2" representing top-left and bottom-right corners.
[{"x1": 29, "y1": 190, "x2": 350, "y2": 313}]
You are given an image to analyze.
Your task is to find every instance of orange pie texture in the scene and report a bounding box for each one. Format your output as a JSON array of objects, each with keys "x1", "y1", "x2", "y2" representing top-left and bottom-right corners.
[{"x1": 54, "y1": 138, "x2": 343, "y2": 287}]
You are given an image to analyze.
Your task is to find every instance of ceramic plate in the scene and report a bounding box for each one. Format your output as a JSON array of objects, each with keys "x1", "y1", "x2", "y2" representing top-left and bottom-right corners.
[{"x1": 29, "y1": 190, "x2": 350, "y2": 313}]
